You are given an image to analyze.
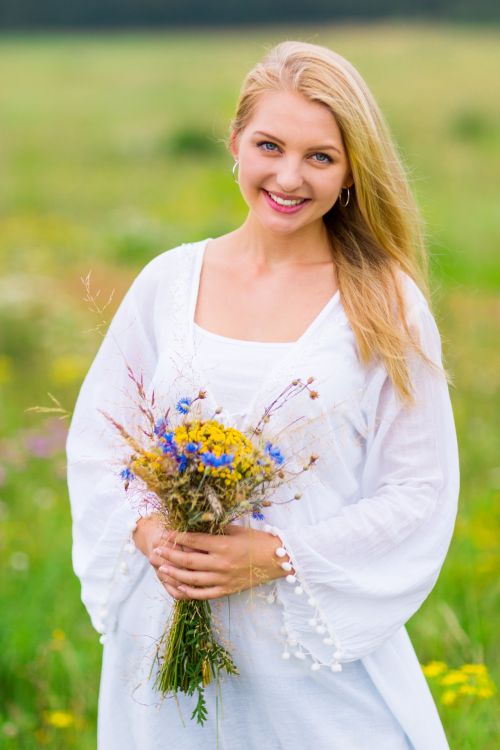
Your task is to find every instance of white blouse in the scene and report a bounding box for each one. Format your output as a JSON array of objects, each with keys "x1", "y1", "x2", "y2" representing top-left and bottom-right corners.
[{"x1": 66, "y1": 238, "x2": 459, "y2": 750}]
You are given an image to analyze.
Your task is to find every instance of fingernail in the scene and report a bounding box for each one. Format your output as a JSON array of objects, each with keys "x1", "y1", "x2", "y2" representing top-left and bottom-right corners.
[{"x1": 177, "y1": 585, "x2": 187, "y2": 592}]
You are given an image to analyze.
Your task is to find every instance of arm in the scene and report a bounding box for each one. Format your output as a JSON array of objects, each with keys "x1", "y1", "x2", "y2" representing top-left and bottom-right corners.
[
  {"x1": 272, "y1": 300, "x2": 460, "y2": 666},
  {"x1": 66, "y1": 258, "x2": 161, "y2": 637}
]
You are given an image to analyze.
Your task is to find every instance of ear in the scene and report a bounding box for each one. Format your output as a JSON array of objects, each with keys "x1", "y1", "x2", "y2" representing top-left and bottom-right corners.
[{"x1": 229, "y1": 130, "x2": 239, "y2": 160}]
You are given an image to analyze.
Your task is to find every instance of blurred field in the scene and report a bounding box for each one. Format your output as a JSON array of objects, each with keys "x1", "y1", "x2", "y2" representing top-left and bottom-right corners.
[{"x1": 0, "y1": 24, "x2": 499, "y2": 748}]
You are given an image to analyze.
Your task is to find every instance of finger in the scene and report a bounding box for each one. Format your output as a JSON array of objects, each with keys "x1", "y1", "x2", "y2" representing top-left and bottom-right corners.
[
  {"x1": 163, "y1": 530, "x2": 220, "y2": 553},
  {"x1": 173, "y1": 584, "x2": 226, "y2": 601},
  {"x1": 162, "y1": 581, "x2": 190, "y2": 601},
  {"x1": 156, "y1": 546, "x2": 223, "y2": 572},
  {"x1": 157, "y1": 569, "x2": 184, "y2": 588},
  {"x1": 158, "y1": 564, "x2": 223, "y2": 588}
]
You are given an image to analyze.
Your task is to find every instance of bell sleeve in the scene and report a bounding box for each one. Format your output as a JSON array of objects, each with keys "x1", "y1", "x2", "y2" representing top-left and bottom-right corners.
[
  {"x1": 66, "y1": 259, "x2": 161, "y2": 638},
  {"x1": 272, "y1": 296, "x2": 460, "y2": 669}
]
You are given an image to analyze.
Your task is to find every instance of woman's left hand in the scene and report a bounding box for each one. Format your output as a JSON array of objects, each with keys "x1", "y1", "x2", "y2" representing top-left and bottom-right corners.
[{"x1": 154, "y1": 524, "x2": 291, "y2": 601}]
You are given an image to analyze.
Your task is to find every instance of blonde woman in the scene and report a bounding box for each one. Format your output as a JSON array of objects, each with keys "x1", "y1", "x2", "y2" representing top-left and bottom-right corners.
[{"x1": 66, "y1": 41, "x2": 459, "y2": 749}]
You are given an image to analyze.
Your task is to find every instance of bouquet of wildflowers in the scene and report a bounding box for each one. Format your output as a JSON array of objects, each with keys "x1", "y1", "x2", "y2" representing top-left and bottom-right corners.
[{"x1": 101, "y1": 369, "x2": 319, "y2": 724}]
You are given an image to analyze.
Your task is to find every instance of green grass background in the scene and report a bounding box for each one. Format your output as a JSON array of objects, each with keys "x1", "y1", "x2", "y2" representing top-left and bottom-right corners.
[{"x1": 0, "y1": 23, "x2": 499, "y2": 748}]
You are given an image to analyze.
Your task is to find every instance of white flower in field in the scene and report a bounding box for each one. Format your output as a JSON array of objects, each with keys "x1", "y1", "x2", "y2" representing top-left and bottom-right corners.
[{"x1": 10, "y1": 551, "x2": 30, "y2": 572}]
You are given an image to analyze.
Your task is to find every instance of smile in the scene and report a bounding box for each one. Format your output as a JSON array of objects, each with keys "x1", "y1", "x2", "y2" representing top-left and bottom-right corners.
[{"x1": 262, "y1": 189, "x2": 311, "y2": 214}]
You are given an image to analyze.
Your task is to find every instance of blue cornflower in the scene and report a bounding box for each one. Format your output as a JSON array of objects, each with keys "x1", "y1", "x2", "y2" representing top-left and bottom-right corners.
[
  {"x1": 265, "y1": 441, "x2": 285, "y2": 466},
  {"x1": 177, "y1": 454, "x2": 188, "y2": 473},
  {"x1": 120, "y1": 467, "x2": 134, "y2": 482},
  {"x1": 201, "y1": 451, "x2": 234, "y2": 468},
  {"x1": 160, "y1": 431, "x2": 178, "y2": 456},
  {"x1": 185, "y1": 441, "x2": 201, "y2": 453},
  {"x1": 175, "y1": 397, "x2": 192, "y2": 414},
  {"x1": 153, "y1": 416, "x2": 169, "y2": 436},
  {"x1": 252, "y1": 511, "x2": 265, "y2": 520}
]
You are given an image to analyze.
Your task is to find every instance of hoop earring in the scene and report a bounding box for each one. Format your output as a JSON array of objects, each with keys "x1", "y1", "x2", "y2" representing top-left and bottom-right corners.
[
  {"x1": 339, "y1": 186, "x2": 350, "y2": 207},
  {"x1": 232, "y1": 160, "x2": 239, "y2": 184}
]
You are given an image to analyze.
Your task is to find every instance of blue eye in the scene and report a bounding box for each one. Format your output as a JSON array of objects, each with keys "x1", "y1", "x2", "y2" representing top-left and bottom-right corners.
[
  {"x1": 257, "y1": 141, "x2": 279, "y2": 152},
  {"x1": 256, "y1": 141, "x2": 332, "y2": 163},
  {"x1": 313, "y1": 152, "x2": 332, "y2": 163}
]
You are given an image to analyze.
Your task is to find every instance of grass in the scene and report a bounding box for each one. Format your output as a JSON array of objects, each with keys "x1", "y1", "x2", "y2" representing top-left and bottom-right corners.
[{"x1": 0, "y1": 23, "x2": 499, "y2": 748}]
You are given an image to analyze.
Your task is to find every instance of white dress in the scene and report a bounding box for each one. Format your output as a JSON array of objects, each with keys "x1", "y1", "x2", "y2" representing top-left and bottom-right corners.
[{"x1": 66, "y1": 238, "x2": 459, "y2": 749}]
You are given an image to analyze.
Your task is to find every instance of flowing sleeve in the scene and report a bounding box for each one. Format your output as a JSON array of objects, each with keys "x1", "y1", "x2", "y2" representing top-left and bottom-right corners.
[
  {"x1": 272, "y1": 293, "x2": 460, "y2": 668},
  {"x1": 65, "y1": 257, "x2": 163, "y2": 638}
]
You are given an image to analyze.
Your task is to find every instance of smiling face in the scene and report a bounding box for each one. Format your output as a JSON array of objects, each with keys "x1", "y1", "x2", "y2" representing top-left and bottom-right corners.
[{"x1": 230, "y1": 90, "x2": 353, "y2": 235}]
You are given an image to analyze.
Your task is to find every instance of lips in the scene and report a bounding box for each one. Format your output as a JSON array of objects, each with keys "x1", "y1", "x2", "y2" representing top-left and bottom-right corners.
[{"x1": 262, "y1": 189, "x2": 311, "y2": 214}]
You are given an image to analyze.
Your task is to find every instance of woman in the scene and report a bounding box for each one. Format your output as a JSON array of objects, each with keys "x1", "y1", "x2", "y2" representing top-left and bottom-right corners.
[{"x1": 66, "y1": 41, "x2": 459, "y2": 749}]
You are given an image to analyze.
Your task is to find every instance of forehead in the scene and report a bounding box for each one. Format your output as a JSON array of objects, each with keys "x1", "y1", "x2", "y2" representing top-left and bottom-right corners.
[{"x1": 245, "y1": 90, "x2": 342, "y2": 141}]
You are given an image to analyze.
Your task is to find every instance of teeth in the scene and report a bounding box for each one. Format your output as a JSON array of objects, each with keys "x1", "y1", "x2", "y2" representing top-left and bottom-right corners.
[{"x1": 268, "y1": 191, "x2": 306, "y2": 207}]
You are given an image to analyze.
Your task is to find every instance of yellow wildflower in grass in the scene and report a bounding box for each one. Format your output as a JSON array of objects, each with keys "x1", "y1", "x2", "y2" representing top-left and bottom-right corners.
[
  {"x1": 441, "y1": 690, "x2": 458, "y2": 706},
  {"x1": 43, "y1": 710, "x2": 74, "y2": 729},
  {"x1": 440, "y1": 670, "x2": 469, "y2": 686},
  {"x1": 423, "y1": 661, "x2": 497, "y2": 707},
  {"x1": 422, "y1": 661, "x2": 448, "y2": 678},
  {"x1": 51, "y1": 628, "x2": 66, "y2": 641}
]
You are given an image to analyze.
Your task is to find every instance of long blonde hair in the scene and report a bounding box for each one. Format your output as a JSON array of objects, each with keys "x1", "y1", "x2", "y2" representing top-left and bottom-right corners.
[{"x1": 227, "y1": 40, "x2": 448, "y2": 405}]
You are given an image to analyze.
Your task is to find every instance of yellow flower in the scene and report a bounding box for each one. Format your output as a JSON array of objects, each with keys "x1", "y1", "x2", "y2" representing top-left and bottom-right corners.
[
  {"x1": 51, "y1": 629, "x2": 66, "y2": 641},
  {"x1": 460, "y1": 663, "x2": 487, "y2": 675},
  {"x1": 457, "y1": 684, "x2": 477, "y2": 696},
  {"x1": 43, "y1": 710, "x2": 74, "y2": 729},
  {"x1": 441, "y1": 690, "x2": 458, "y2": 706},
  {"x1": 440, "y1": 670, "x2": 469, "y2": 686},
  {"x1": 422, "y1": 661, "x2": 448, "y2": 678}
]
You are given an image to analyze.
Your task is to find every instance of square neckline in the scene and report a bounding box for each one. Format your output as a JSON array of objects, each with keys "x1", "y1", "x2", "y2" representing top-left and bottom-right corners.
[{"x1": 190, "y1": 237, "x2": 341, "y2": 347}]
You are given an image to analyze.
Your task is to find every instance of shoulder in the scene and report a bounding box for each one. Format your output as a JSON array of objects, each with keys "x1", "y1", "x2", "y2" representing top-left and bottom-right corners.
[
  {"x1": 127, "y1": 239, "x2": 204, "y2": 300},
  {"x1": 394, "y1": 268, "x2": 433, "y2": 328}
]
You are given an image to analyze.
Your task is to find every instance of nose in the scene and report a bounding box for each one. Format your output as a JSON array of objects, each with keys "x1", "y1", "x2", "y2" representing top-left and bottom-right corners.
[{"x1": 275, "y1": 157, "x2": 304, "y2": 193}]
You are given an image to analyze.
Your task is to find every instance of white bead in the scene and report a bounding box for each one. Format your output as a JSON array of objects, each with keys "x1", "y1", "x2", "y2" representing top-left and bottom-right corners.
[
  {"x1": 125, "y1": 542, "x2": 136, "y2": 554},
  {"x1": 294, "y1": 586, "x2": 304, "y2": 595},
  {"x1": 95, "y1": 620, "x2": 105, "y2": 632},
  {"x1": 331, "y1": 663, "x2": 343, "y2": 673},
  {"x1": 263, "y1": 524, "x2": 273, "y2": 534},
  {"x1": 270, "y1": 526, "x2": 280, "y2": 536},
  {"x1": 126, "y1": 519, "x2": 138, "y2": 532},
  {"x1": 287, "y1": 637, "x2": 298, "y2": 647},
  {"x1": 280, "y1": 561, "x2": 293, "y2": 571},
  {"x1": 286, "y1": 574, "x2": 297, "y2": 584},
  {"x1": 323, "y1": 637, "x2": 334, "y2": 645},
  {"x1": 315, "y1": 625, "x2": 326, "y2": 634},
  {"x1": 119, "y1": 562, "x2": 129, "y2": 575},
  {"x1": 308, "y1": 618, "x2": 318, "y2": 627},
  {"x1": 99, "y1": 634, "x2": 107, "y2": 644},
  {"x1": 294, "y1": 651, "x2": 306, "y2": 660},
  {"x1": 307, "y1": 597, "x2": 316, "y2": 606},
  {"x1": 333, "y1": 650, "x2": 343, "y2": 660},
  {"x1": 275, "y1": 547, "x2": 287, "y2": 558},
  {"x1": 99, "y1": 607, "x2": 109, "y2": 618},
  {"x1": 311, "y1": 663, "x2": 321, "y2": 671},
  {"x1": 281, "y1": 651, "x2": 291, "y2": 660}
]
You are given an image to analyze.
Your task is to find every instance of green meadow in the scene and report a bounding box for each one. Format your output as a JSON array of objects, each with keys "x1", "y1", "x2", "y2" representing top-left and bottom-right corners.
[{"x1": 0, "y1": 24, "x2": 499, "y2": 748}]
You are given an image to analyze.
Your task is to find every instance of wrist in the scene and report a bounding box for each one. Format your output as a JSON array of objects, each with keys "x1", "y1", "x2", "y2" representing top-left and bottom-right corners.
[{"x1": 261, "y1": 530, "x2": 294, "y2": 581}]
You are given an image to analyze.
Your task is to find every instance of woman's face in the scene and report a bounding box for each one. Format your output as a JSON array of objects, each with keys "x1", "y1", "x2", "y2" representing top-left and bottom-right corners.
[{"x1": 230, "y1": 90, "x2": 353, "y2": 234}]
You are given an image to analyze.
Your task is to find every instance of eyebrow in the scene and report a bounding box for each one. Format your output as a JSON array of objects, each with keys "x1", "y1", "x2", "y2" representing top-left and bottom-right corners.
[{"x1": 252, "y1": 130, "x2": 342, "y2": 155}]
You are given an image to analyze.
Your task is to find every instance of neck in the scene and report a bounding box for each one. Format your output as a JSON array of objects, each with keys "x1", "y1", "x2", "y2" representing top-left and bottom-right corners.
[{"x1": 230, "y1": 215, "x2": 333, "y2": 268}]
